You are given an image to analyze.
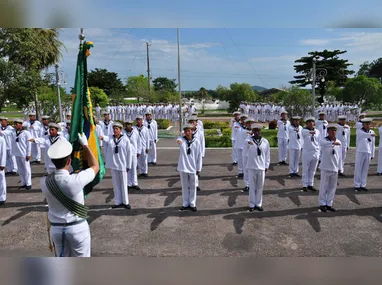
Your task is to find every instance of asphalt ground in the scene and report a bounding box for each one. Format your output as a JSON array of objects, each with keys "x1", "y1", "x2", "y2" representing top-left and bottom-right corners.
[{"x1": 0, "y1": 139, "x2": 382, "y2": 257}]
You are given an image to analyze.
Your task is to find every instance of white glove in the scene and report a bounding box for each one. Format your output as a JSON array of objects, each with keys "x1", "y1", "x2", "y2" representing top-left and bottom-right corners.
[{"x1": 78, "y1": 133, "x2": 88, "y2": 146}]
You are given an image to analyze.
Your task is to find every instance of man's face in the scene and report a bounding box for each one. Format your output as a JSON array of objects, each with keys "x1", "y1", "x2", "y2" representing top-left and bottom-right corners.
[
  {"x1": 319, "y1": 115, "x2": 325, "y2": 120},
  {"x1": 66, "y1": 115, "x2": 71, "y2": 121},
  {"x1": 339, "y1": 119, "x2": 345, "y2": 126},
  {"x1": 188, "y1": 120, "x2": 197, "y2": 127},
  {"x1": 113, "y1": 127, "x2": 122, "y2": 136},
  {"x1": 293, "y1": 119, "x2": 300, "y2": 125},
  {"x1": 14, "y1": 122, "x2": 22, "y2": 130},
  {"x1": 145, "y1": 114, "x2": 152, "y2": 121},
  {"x1": 42, "y1": 118, "x2": 49, "y2": 126},
  {"x1": 363, "y1": 122, "x2": 371, "y2": 131},
  {"x1": 252, "y1": 128, "x2": 261, "y2": 137},
  {"x1": 328, "y1": 129, "x2": 336, "y2": 137},
  {"x1": 281, "y1": 113, "x2": 287, "y2": 120},
  {"x1": 240, "y1": 118, "x2": 246, "y2": 124},
  {"x1": 184, "y1": 128, "x2": 193, "y2": 137},
  {"x1": 245, "y1": 122, "x2": 253, "y2": 129},
  {"x1": 49, "y1": 128, "x2": 58, "y2": 137},
  {"x1": 29, "y1": 115, "x2": 35, "y2": 121},
  {"x1": 66, "y1": 124, "x2": 71, "y2": 131},
  {"x1": 0, "y1": 119, "x2": 7, "y2": 127},
  {"x1": 136, "y1": 118, "x2": 143, "y2": 126},
  {"x1": 104, "y1": 114, "x2": 110, "y2": 121},
  {"x1": 125, "y1": 124, "x2": 132, "y2": 131},
  {"x1": 306, "y1": 121, "x2": 315, "y2": 129},
  {"x1": 234, "y1": 114, "x2": 240, "y2": 121}
]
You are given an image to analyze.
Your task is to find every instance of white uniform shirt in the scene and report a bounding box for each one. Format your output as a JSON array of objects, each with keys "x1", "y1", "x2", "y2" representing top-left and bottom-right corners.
[
  {"x1": 11, "y1": 129, "x2": 32, "y2": 157},
  {"x1": 242, "y1": 133, "x2": 253, "y2": 158},
  {"x1": 246, "y1": 137, "x2": 270, "y2": 171},
  {"x1": 235, "y1": 127, "x2": 251, "y2": 150},
  {"x1": 144, "y1": 119, "x2": 158, "y2": 142},
  {"x1": 103, "y1": 135, "x2": 133, "y2": 171},
  {"x1": 176, "y1": 136, "x2": 202, "y2": 174},
  {"x1": 0, "y1": 136, "x2": 6, "y2": 167},
  {"x1": 356, "y1": 128, "x2": 376, "y2": 156},
  {"x1": 35, "y1": 135, "x2": 68, "y2": 169},
  {"x1": 355, "y1": 121, "x2": 363, "y2": 130},
  {"x1": 315, "y1": 119, "x2": 328, "y2": 131},
  {"x1": 288, "y1": 125, "x2": 303, "y2": 150},
  {"x1": 319, "y1": 137, "x2": 342, "y2": 172},
  {"x1": 100, "y1": 120, "x2": 114, "y2": 137},
  {"x1": 336, "y1": 124, "x2": 351, "y2": 148},
  {"x1": 0, "y1": 125, "x2": 15, "y2": 150},
  {"x1": 23, "y1": 120, "x2": 42, "y2": 139},
  {"x1": 231, "y1": 120, "x2": 240, "y2": 140},
  {"x1": 96, "y1": 124, "x2": 103, "y2": 147},
  {"x1": 277, "y1": 120, "x2": 290, "y2": 139},
  {"x1": 124, "y1": 128, "x2": 141, "y2": 155},
  {"x1": 379, "y1": 126, "x2": 382, "y2": 148},
  {"x1": 301, "y1": 128, "x2": 320, "y2": 155},
  {"x1": 41, "y1": 168, "x2": 96, "y2": 223},
  {"x1": 135, "y1": 126, "x2": 150, "y2": 154}
]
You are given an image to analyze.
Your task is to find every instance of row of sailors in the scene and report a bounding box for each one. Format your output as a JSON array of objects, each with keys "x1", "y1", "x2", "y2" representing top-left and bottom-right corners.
[{"x1": 230, "y1": 110, "x2": 380, "y2": 212}]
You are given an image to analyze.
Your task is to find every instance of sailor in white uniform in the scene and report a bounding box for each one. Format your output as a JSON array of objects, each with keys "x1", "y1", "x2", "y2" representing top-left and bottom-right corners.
[
  {"x1": 230, "y1": 111, "x2": 241, "y2": 165},
  {"x1": 288, "y1": 116, "x2": 303, "y2": 177},
  {"x1": 41, "y1": 135, "x2": 99, "y2": 257},
  {"x1": 336, "y1": 115, "x2": 350, "y2": 176},
  {"x1": 246, "y1": 124, "x2": 270, "y2": 212},
  {"x1": 242, "y1": 118, "x2": 255, "y2": 192},
  {"x1": 177, "y1": 124, "x2": 202, "y2": 212},
  {"x1": 101, "y1": 122, "x2": 133, "y2": 209},
  {"x1": 144, "y1": 112, "x2": 158, "y2": 166},
  {"x1": 62, "y1": 121, "x2": 71, "y2": 141},
  {"x1": 355, "y1": 113, "x2": 366, "y2": 130},
  {"x1": 234, "y1": 114, "x2": 248, "y2": 178},
  {"x1": 318, "y1": 124, "x2": 341, "y2": 212},
  {"x1": 99, "y1": 111, "x2": 114, "y2": 158},
  {"x1": 11, "y1": 119, "x2": 32, "y2": 189},
  {"x1": 354, "y1": 118, "x2": 375, "y2": 191},
  {"x1": 23, "y1": 112, "x2": 42, "y2": 164},
  {"x1": 277, "y1": 110, "x2": 290, "y2": 165},
  {"x1": 0, "y1": 117, "x2": 17, "y2": 175},
  {"x1": 301, "y1": 117, "x2": 320, "y2": 192},
  {"x1": 378, "y1": 124, "x2": 382, "y2": 175},
  {"x1": 124, "y1": 120, "x2": 141, "y2": 190},
  {"x1": 135, "y1": 115, "x2": 150, "y2": 177},
  {"x1": 0, "y1": 135, "x2": 6, "y2": 205}
]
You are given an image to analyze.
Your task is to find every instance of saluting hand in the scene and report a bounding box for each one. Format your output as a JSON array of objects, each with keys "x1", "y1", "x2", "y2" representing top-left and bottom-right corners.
[
  {"x1": 177, "y1": 139, "x2": 182, "y2": 145},
  {"x1": 26, "y1": 156, "x2": 30, "y2": 161}
]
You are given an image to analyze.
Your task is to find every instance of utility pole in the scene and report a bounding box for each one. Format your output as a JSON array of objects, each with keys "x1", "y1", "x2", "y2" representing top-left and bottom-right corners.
[
  {"x1": 177, "y1": 28, "x2": 182, "y2": 134},
  {"x1": 146, "y1": 42, "x2": 151, "y2": 98},
  {"x1": 55, "y1": 64, "x2": 63, "y2": 123},
  {"x1": 312, "y1": 58, "x2": 316, "y2": 116}
]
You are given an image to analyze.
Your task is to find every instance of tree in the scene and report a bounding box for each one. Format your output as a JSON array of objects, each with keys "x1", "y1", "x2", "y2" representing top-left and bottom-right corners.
[
  {"x1": 152, "y1": 77, "x2": 177, "y2": 94},
  {"x1": 275, "y1": 86, "x2": 312, "y2": 118},
  {"x1": 290, "y1": 50, "x2": 354, "y2": 103},
  {"x1": 88, "y1": 68, "x2": 125, "y2": 96},
  {"x1": 357, "y1": 58, "x2": 382, "y2": 83},
  {"x1": 0, "y1": 59, "x2": 24, "y2": 111},
  {"x1": 341, "y1": 75, "x2": 381, "y2": 108},
  {"x1": 37, "y1": 85, "x2": 70, "y2": 122},
  {"x1": 89, "y1": 86, "x2": 109, "y2": 107},
  {"x1": 215, "y1": 84, "x2": 229, "y2": 100},
  {"x1": 224, "y1": 83, "x2": 257, "y2": 112},
  {"x1": 125, "y1": 74, "x2": 151, "y2": 102},
  {"x1": 195, "y1": 87, "x2": 210, "y2": 100}
]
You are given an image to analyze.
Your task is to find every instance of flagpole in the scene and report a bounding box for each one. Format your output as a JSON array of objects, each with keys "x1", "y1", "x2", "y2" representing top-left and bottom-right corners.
[
  {"x1": 79, "y1": 28, "x2": 84, "y2": 44},
  {"x1": 177, "y1": 28, "x2": 182, "y2": 135}
]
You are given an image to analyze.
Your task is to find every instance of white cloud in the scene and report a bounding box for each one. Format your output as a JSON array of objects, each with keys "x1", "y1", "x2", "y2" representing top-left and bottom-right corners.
[{"x1": 299, "y1": 39, "x2": 330, "y2": 46}]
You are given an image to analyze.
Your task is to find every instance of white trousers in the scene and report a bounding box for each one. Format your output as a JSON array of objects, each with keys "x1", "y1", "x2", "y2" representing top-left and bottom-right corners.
[
  {"x1": 15, "y1": 156, "x2": 32, "y2": 186},
  {"x1": 354, "y1": 152, "x2": 371, "y2": 188},
  {"x1": 243, "y1": 155, "x2": 249, "y2": 187},
  {"x1": 339, "y1": 146, "x2": 348, "y2": 174},
  {"x1": 236, "y1": 149, "x2": 243, "y2": 174},
  {"x1": 378, "y1": 147, "x2": 382, "y2": 174},
  {"x1": 138, "y1": 151, "x2": 148, "y2": 174},
  {"x1": 50, "y1": 221, "x2": 91, "y2": 257},
  {"x1": 277, "y1": 138, "x2": 288, "y2": 162},
  {"x1": 179, "y1": 171, "x2": 197, "y2": 207},
  {"x1": 148, "y1": 141, "x2": 157, "y2": 163},
  {"x1": 0, "y1": 170, "x2": 6, "y2": 201},
  {"x1": 128, "y1": 155, "x2": 138, "y2": 187},
  {"x1": 248, "y1": 169, "x2": 265, "y2": 207},
  {"x1": 231, "y1": 140, "x2": 238, "y2": 163},
  {"x1": 319, "y1": 170, "x2": 338, "y2": 206},
  {"x1": 111, "y1": 169, "x2": 129, "y2": 205},
  {"x1": 31, "y1": 144, "x2": 41, "y2": 161},
  {"x1": 6, "y1": 149, "x2": 17, "y2": 172},
  {"x1": 302, "y1": 152, "x2": 319, "y2": 187},
  {"x1": 289, "y1": 149, "x2": 301, "y2": 174}
]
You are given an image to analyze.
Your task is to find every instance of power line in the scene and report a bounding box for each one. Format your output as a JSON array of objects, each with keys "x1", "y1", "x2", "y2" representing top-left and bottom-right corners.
[
  {"x1": 105, "y1": 28, "x2": 134, "y2": 68},
  {"x1": 213, "y1": 28, "x2": 239, "y2": 76}
]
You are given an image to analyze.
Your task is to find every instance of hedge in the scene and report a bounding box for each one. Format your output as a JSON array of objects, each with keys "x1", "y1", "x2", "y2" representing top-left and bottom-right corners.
[{"x1": 156, "y1": 119, "x2": 171, "y2": 129}]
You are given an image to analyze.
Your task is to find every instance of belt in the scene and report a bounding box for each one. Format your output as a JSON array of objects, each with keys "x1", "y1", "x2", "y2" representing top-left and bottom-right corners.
[{"x1": 50, "y1": 219, "x2": 86, "y2": 227}]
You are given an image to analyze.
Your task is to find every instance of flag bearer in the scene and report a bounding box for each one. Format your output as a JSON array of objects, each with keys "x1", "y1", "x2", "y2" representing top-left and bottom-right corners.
[
  {"x1": 41, "y1": 135, "x2": 99, "y2": 257},
  {"x1": 0, "y1": 117, "x2": 17, "y2": 175},
  {"x1": 0, "y1": 135, "x2": 6, "y2": 205},
  {"x1": 354, "y1": 118, "x2": 376, "y2": 191},
  {"x1": 246, "y1": 124, "x2": 270, "y2": 212},
  {"x1": 288, "y1": 116, "x2": 303, "y2": 177},
  {"x1": 144, "y1": 112, "x2": 158, "y2": 166},
  {"x1": 230, "y1": 111, "x2": 241, "y2": 165},
  {"x1": 301, "y1": 117, "x2": 320, "y2": 192},
  {"x1": 101, "y1": 122, "x2": 133, "y2": 209},
  {"x1": 23, "y1": 112, "x2": 42, "y2": 164},
  {"x1": 135, "y1": 115, "x2": 150, "y2": 177},
  {"x1": 277, "y1": 110, "x2": 290, "y2": 165},
  {"x1": 12, "y1": 119, "x2": 32, "y2": 189},
  {"x1": 318, "y1": 124, "x2": 341, "y2": 212},
  {"x1": 336, "y1": 115, "x2": 350, "y2": 176},
  {"x1": 124, "y1": 120, "x2": 141, "y2": 190},
  {"x1": 242, "y1": 118, "x2": 255, "y2": 192},
  {"x1": 234, "y1": 114, "x2": 248, "y2": 178},
  {"x1": 176, "y1": 124, "x2": 202, "y2": 212}
]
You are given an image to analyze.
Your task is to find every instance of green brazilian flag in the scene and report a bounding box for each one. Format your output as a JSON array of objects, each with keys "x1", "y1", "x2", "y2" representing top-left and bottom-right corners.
[{"x1": 70, "y1": 41, "x2": 106, "y2": 197}]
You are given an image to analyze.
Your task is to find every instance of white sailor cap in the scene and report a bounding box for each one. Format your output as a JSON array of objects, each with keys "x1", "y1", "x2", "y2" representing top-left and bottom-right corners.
[
  {"x1": 280, "y1": 110, "x2": 288, "y2": 114},
  {"x1": 103, "y1": 111, "x2": 110, "y2": 115},
  {"x1": 183, "y1": 124, "x2": 194, "y2": 130},
  {"x1": 233, "y1": 111, "x2": 241, "y2": 115},
  {"x1": 240, "y1": 114, "x2": 248, "y2": 119},
  {"x1": 338, "y1": 115, "x2": 347, "y2": 120},
  {"x1": 124, "y1": 120, "x2": 134, "y2": 125},
  {"x1": 47, "y1": 139, "x2": 72, "y2": 160},
  {"x1": 65, "y1": 120, "x2": 71, "y2": 124},
  {"x1": 41, "y1": 115, "x2": 50, "y2": 120},
  {"x1": 305, "y1": 117, "x2": 315, "y2": 123},
  {"x1": 187, "y1": 116, "x2": 198, "y2": 122},
  {"x1": 13, "y1": 118, "x2": 23, "y2": 124},
  {"x1": 145, "y1": 111, "x2": 152, "y2": 115},
  {"x1": 319, "y1": 112, "x2": 326, "y2": 115},
  {"x1": 192, "y1": 112, "x2": 198, "y2": 116},
  {"x1": 361, "y1": 118, "x2": 373, "y2": 123},
  {"x1": 112, "y1": 122, "x2": 123, "y2": 129},
  {"x1": 245, "y1": 118, "x2": 255, "y2": 123},
  {"x1": 251, "y1": 124, "x2": 263, "y2": 129},
  {"x1": 292, "y1": 116, "x2": 302, "y2": 120},
  {"x1": 0, "y1": 116, "x2": 8, "y2": 120},
  {"x1": 359, "y1": 113, "x2": 366, "y2": 117},
  {"x1": 48, "y1": 123, "x2": 60, "y2": 130},
  {"x1": 327, "y1": 124, "x2": 338, "y2": 130},
  {"x1": 66, "y1": 112, "x2": 72, "y2": 116},
  {"x1": 28, "y1": 112, "x2": 36, "y2": 116},
  {"x1": 136, "y1": 115, "x2": 143, "y2": 120}
]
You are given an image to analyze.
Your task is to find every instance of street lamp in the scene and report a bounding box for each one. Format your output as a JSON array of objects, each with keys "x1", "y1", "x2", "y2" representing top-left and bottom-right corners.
[
  {"x1": 55, "y1": 64, "x2": 68, "y2": 123},
  {"x1": 305, "y1": 57, "x2": 327, "y2": 117}
]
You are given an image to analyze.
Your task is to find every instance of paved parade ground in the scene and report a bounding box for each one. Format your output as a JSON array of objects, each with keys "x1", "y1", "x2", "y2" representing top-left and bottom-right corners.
[{"x1": 1, "y1": 138, "x2": 382, "y2": 257}]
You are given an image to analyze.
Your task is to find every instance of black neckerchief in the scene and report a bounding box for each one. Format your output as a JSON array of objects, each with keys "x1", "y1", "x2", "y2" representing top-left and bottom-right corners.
[
  {"x1": 1, "y1": 125, "x2": 7, "y2": 131},
  {"x1": 252, "y1": 136, "x2": 263, "y2": 156},
  {"x1": 147, "y1": 120, "x2": 152, "y2": 129},
  {"x1": 305, "y1": 127, "x2": 316, "y2": 142},
  {"x1": 339, "y1": 124, "x2": 346, "y2": 136},
  {"x1": 362, "y1": 128, "x2": 372, "y2": 142},
  {"x1": 113, "y1": 134, "x2": 123, "y2": 154},
  {"x1": 104, "y1": 120, "x2": 110, "y2": 129},
  {"x1": 30, "y1": 120, "x2": 35, "y2": 125},
  {"x1": 125, "y1": 129, "x2": 133, "y2": 138},
  {"x1": 16, "y1": 130, "x2": 23, "y2": 142},
  {"x1": 183, "y1": 136, "x2": 195, "y2": 155},
  {"x1": 325, "y1": 136, "x2": 337, "y2": 154},
  {"x1": 292, "y1": 125, "x2": 300, "y2": 139},
  {"x1": 44, "y1": 125, "x2": 49, "y2": 136},
  {"x1": 49, "y1": 135, "x2": 60, "y2": 145},
  {"x1": 281, "y1": 119, "x2": 287, "y2": 130}
]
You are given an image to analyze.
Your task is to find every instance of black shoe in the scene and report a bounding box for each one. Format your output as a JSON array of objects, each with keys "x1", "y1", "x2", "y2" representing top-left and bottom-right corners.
[
  {"x1": 190, "y1": 207, "x2": 197, "y2": 212},
  {"x1": 308, "y1": 186, "x2": 317, "y2": 192},
  {"x1": 294, "y1": 173, "x2": 301, "y2": 177},
  {"x1": 302, "y1": 187, "x2": 308, "y2": 192},
  {"x1": 134, "y1": 186, "x2": 141, "y2": 190},
  {"x1": 35, "y1": 161, "x2": 41, "y2": 164},
  {"x1": 151, "y1": 162, "x2": 157, "y2": 166},
  {"x1": 26, "y1": 185, "x2": 32, "y2": 190},
  {"x1": 0, "y1": 200, "x2": 5, "y2": 206},
  {"x1": 319, "y1": 205, "x2": 327, "y2": 212},
  {"x1": 248, "y1": 207, "x2": 255, "y2": 212},
  {"x1": 339, "y1": 172, "x2": 345, "y2": 177},
  {"x1": 19, "y1": 185, "x2": 27, "y2": 189},
  {"x1": 143, "y1": 173, "x2": 148, "y2": 177},
  {"x1": 179, "y1": 206, "x2": 189, "y2": 211},
  {"x1": 282, "y1": 161, "x2": 289, "y2": 166},
  {"x1": 326, "y1": 206, "x2": 336, "y2": 212},
  {"x1": 111, "y1": 204, "x2": 123, "y2": 209},
  {"x1": 360, "y1": 187, "x2": 368, "y2": 192},
  {"x1": 237, "y1": 173, "x2": 244, "y2": 178},
  {"x1": 289, "y1": 173, "x2": 295, "y2": 178},
  {"x1": 378, "y1": 173, "x2": 382, "y2": 176},
  {"x1": 256, "y1": 206, "x2": 264, "y2": 212},
  {"x1": 354, "y1": 187, "x2": 361, "y2": 192},
  {"x1": 124, "y1": 204, "x2": 131, "y2": 209},
  {"x1": 242, "y1": 186, "x2": 249, "y2": 192},
  {"x1": 232, "y1": 162, "x2": 237, "y2": 165},
  {"x1": 11, "y1": 171, "x2": 17, "y2": 176},
  {"x1": 196, "y1": 187, "x2": 201, "y2": 191}
]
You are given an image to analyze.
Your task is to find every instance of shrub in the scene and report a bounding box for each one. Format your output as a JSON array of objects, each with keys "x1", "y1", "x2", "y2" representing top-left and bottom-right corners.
[
  {"x1": 203, "y1": 120, "x2": 230, "y2": 130},
  {"x1": 204, "y1": 129, "x2": 221, "y2": 137},
  {"x1": 205, "y1": 135, "x2": 232, "y2": 147},
  {"x1": 268, "y1": 120, "x2": 277, "y2": 129},
  {"x1": 156, "y1": 119, "x2": 171, "y2": 129}
]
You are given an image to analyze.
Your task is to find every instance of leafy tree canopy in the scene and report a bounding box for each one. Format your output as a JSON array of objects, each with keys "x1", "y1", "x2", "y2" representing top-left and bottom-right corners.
[{"x1": 88, "y1": 68, "x2": 125, "y2": 96}]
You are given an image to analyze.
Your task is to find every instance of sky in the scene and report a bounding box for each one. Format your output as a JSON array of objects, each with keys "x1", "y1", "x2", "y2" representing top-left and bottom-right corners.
[{"x1": 54, "y1": 27, "x2": 382, "y2": 92}]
